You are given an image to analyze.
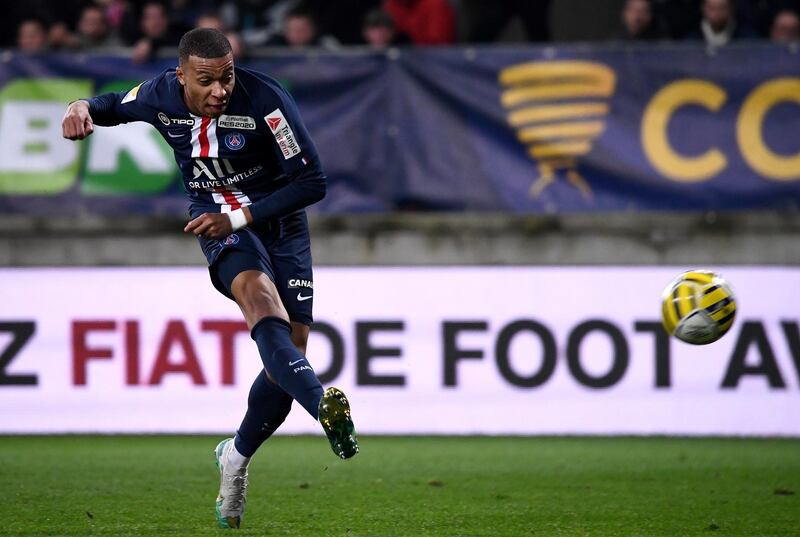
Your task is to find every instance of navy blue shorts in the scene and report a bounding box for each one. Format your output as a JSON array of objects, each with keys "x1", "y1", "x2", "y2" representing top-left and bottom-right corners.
[{"x1": 194, "y1": 209, "x2": 314, "y2": 325}]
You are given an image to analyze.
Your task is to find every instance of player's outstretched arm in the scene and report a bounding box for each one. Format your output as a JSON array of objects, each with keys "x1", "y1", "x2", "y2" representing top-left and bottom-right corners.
[{"x1": 62, "y1": 100, "x2": 94, "y2": 140}]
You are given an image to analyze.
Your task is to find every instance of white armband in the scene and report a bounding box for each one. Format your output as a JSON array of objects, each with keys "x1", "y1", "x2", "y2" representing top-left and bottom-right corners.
[{"x1": 227, "y1": 208, "x2": 248, "y2": 231}]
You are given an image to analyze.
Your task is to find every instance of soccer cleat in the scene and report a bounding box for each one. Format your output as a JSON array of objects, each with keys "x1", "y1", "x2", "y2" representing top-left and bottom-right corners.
[
  {"x1": 318, "y1": 387, "x2": 359, "y2": 459},
  {"x1": 214, "y1": 438, "x2": 248, "y2": 529}
]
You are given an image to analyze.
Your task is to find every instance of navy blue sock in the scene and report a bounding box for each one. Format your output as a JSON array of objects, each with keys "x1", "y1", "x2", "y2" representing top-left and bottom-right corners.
[
  {"x1": 234, "y1": 371, "x2": 293, "y2": 457},
  {"x1": 250, "y1": 316, "x2": 324, "y2": 419}
]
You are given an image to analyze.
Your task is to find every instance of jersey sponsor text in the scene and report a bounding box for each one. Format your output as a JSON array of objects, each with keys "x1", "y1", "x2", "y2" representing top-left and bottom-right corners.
[
  {"x1": 218, "y1": 115, "x2": 256, "y2": 130},
  {"x1": 265, "y1": 109, "x2": 301, "y2": 160}
]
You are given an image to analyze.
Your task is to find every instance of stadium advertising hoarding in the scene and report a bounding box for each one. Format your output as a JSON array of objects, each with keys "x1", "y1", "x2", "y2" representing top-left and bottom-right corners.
[
  {"x1": 0, "y1": 45, "x2": 799, "y2": 214},
  {"x1": 1, "y1": 267, "x2": 798, "y2": 436}
]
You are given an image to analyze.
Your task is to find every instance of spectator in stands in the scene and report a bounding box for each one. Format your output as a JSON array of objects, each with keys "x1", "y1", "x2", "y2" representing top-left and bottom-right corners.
[
  {"x1": 461, "y1": 0, "x2": 551, "y2": 43},
  {"x1": 616, "y1": 0, "x2": 662, "y2": 41},
  {"x1": 770, "y1": 8, "x2": 800, "y2": 42},
  {"x1": 169, "y1": 0, "x2": 213, "y2": 37},
  {"x1": 383, "y1": 0, "x2": 456, "y2": 45},
  {"x1": 311, "y1": 0, "x2": 382, "y2": 44},
  {"x1": 48, "y1": 21, "x2": 80, "y2": 50},
  {"x1": 653, "y1": 0, "x2": 700, "y2": 38},
  {"x1": 686, "y1": 0, "x2": 757, "y2": 46},
  {"x1": 73, "y1": 4, "x2": 122, "y2": 48},
  {"x1": 361, "y1": 8, "x2": 410, "y2": 47},
  {"x1": 195, "y1": 11, "x2": 246, "y2": 58},
  {"x1": 131, "y1": 2, "x2": 181, "y2": 63},
  {"x1": 265, "y1": 5, "x2": 339, "y2": 48},
  {"x1": 218, "y1": 0, "x2": 275, "y2": 32},
  {"x1": 16, "y1": 19, "x2": 48, "y2": 52},
  {"x1": 97, "y1": 0, "x2": 141, "y2": 45}
]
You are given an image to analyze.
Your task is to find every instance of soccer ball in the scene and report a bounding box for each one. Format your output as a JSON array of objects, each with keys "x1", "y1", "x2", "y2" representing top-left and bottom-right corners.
[{"x1": 661, "y1": 270, "x2": 737, "y2": 345}]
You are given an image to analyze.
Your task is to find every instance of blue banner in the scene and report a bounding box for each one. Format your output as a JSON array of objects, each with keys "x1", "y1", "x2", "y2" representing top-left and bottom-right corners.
[{"x1": 0, "y1": 44, "x2": 798, "y2": 215}]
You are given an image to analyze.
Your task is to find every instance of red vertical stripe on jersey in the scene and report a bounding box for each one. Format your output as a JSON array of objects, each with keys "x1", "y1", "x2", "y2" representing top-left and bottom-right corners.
[
  {"x1": 198, "y1": 117, "x2": 211, "y2": 157},
  {"x1": 214, "y1": 188, "x2": 241, "y2": 210},
  {"x1": 219, "y1": 189, "x2": 241, "y2": 210}
]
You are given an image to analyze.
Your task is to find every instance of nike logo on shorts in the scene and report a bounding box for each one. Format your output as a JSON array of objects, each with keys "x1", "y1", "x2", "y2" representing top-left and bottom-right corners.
[{"x1": 297, "y1": 293, "x2": 312, "y2": 301}]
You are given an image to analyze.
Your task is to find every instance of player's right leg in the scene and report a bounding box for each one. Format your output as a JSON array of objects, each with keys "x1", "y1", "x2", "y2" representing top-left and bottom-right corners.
[
  {"x1": 230, "y1": 269, "x2": 325, "y2": 416},
  {"x1": 281, "y1": 323, "x2": 356, "y2": 459}
]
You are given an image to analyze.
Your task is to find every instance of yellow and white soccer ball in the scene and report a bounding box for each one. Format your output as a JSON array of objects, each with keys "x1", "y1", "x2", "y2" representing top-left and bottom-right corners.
[{"x1": 661, "y1": 270, "x2": 737, "y2": 345}]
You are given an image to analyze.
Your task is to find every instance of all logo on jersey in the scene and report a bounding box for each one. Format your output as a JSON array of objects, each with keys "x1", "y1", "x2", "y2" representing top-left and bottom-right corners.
[
  {"x1": 265, "y1": 109, "x2": 301, "y2": 160},
  {"x1": 224, "y1": 132, "x2": 246, "y2": 151},
  {"x1": 218, "y1": 115, "x2": 256, "y2": 130}
]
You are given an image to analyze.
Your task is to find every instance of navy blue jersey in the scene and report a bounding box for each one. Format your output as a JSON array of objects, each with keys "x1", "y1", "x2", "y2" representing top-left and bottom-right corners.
[{"x1": 87, "y1": 67, "x2": 324, "y2": 218}]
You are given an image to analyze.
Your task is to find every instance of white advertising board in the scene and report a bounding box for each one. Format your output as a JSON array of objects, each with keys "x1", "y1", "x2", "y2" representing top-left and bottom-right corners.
[{"x1": 1, "y1": 267, "x2": 798, "y2": 435}]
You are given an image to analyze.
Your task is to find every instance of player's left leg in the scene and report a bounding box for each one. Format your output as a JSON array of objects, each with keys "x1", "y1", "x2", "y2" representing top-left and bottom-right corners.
[
  {"x1": 226, "y1": 322, "x2": 307, "y2": 464},
  {"x1": 215, "y1": 357, "x2": 295, "y2": 529}
]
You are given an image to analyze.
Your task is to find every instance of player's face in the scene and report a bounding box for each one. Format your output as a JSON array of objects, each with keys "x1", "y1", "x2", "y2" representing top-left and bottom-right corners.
[{"x1": 177, "y1": 53, "x2": 235, "y2": 118}]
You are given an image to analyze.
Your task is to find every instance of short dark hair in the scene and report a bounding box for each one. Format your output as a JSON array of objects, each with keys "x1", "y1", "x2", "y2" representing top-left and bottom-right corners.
[
  {"x1": 364, "y1": 8, "x2": 395, "y2": 29},
  {"x1": 286, "y1": 5, "x2": 316, "y2": 24},
  {"x1": 178, "y1": 28, "x2": 232, "y2": 64}
]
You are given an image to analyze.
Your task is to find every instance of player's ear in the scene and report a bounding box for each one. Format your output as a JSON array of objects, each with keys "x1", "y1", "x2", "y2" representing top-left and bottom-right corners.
[{"x1": 176, "y1": 65, "x2": 185, "y2": 86}]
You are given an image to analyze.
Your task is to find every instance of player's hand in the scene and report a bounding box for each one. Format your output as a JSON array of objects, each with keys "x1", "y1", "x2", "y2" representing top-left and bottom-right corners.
[
  {"x1": 62, "y1": 101, "x2": 94, "y2": 140},
  {"x1": 184, "y1": 213, "x2": 233, "y2": 240}
]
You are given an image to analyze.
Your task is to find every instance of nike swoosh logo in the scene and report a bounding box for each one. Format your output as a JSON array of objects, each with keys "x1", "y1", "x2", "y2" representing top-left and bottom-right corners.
[
  {"x1": 288, "y1": 359, "x2": 305, "y2": 366},
  {"x1": 297, "y1": 293, "x2": 312, "y2": 301},
  {"x1": 166, "y1": 131, "x2": 186, "y2": 138}
]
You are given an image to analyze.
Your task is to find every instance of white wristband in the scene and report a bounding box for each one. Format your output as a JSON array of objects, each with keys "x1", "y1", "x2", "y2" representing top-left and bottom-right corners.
[{"x1": 227, "y1": 208, "x2": 248, "y2": 231}]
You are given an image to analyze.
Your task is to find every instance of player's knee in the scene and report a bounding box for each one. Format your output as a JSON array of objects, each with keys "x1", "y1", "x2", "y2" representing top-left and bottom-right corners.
[{"x1": 231, "y1": 271, "x2": 288, "y2": 326}]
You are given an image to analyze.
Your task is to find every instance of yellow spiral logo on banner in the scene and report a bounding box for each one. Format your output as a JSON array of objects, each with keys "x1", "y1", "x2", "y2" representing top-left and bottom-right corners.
[{"x1": 499, "y1": 61, "x2": 616, "y2": 199}]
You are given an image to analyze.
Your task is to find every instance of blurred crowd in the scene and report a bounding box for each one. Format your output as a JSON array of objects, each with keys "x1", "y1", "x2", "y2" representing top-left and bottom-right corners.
[{"x1": 6, "y1": 0, "x2": 800, "y2": 61}]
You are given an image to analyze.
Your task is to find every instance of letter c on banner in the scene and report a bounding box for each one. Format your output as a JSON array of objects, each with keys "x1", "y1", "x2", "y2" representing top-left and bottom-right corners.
[
  {"x1": 737, "y1": 78, "x2": 800, "y2": 181},
  {"x1": 642, "y1": 80, "x2": 727, "y2": 182}
]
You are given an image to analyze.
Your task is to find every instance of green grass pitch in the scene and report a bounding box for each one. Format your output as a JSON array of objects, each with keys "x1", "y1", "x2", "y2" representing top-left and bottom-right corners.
[{"x1": 2, "y1": 436, "x2": 798, "y2": 536}]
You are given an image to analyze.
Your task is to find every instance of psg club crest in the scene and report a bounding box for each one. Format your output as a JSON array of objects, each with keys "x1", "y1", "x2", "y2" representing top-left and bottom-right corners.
[
  {"x1": 224, "y1": 132, "x2": 246, "y2": 151},
  {"x1": 223, "y1": 234, "x2": 240, "y2": 246}
]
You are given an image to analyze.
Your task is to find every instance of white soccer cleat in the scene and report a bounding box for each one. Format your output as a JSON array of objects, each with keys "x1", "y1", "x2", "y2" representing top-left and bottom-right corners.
[{"x1": 214, "y1": 438, "x2": 248, "y2": 529}]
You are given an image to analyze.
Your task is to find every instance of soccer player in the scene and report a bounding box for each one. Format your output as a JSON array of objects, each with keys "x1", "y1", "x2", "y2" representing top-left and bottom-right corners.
[{"x1": 61, "y1": 28, "x2": 359, "y2": 529}]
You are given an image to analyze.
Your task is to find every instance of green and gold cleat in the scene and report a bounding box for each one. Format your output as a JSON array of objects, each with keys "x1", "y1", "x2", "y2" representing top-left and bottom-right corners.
[
  {"x1": 318, "y1": 387, "x2": 359, "y2": 459},
  {"x1": 214, "y1": 438, "x2": 247, "y2": 529}
]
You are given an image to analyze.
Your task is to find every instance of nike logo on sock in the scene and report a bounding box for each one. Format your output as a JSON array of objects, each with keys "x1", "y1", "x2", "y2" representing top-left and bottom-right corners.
[{"x1": 288, "y1": 359, "x2": 305, "y2": 366}]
